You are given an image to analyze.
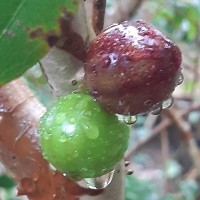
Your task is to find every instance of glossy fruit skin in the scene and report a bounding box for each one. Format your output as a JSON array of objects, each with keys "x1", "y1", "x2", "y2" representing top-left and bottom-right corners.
[
  {"x1": 84, "y1": 20, "x2": 182, "y2": 115},
  {"x1": 39, "y1": 93, "x2": 130, "y2": 180}
]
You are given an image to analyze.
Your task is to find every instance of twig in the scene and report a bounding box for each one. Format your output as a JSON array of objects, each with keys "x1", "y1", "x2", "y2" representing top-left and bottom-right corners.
[
  {"x1": 92, "y1": 0, "x2": 106, "y2": 35},
  {"x1": 125, "y1": 117, "x2": 171, "y2": 160},
  {"x1": 164, "y1": 108, "x2": 200, "y2": 176},
  {"x1": 164, "y1": 108, "x2": 192, "y2": 142},
  {"x1": 161, "y1": 128, "x2": 169, "y2": 194},
  {"x1": 125, "y1": 103, "x2": 200, "y2": 160}
]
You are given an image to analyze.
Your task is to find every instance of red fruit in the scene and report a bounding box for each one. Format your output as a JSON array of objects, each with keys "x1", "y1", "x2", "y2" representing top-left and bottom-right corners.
[{"x1": 84, "y1": 20, "x2": 182, "y2": 115}]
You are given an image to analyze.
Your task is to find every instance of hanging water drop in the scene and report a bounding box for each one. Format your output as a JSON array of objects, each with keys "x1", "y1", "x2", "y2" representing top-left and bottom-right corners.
[
  {"x1": 176, "y1": 72, "x2": 184, "y2": 85},
  {"x1": 123, "y1": 115, "x2": 137, "y2": 125},
  {"x1": 162, "y1": 97, "x2": 173, "y2": 109},
  {"x1": 151, "y1": 107, "x2": 162, "y2": 115},
  {"x1": 150, "y1": 103, "x2": 162, "y2": 115},
  {"x1": 82, "y1": 170, "x2": 115, "y2": 189}
]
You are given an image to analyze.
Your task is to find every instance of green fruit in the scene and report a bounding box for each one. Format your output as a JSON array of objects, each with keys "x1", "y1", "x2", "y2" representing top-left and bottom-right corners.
[{"x1": 38, "y1": 93, "x2": 130, "y2": 180}]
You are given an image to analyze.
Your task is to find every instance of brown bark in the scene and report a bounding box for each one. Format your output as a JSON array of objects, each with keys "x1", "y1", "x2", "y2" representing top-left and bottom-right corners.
[
  {"x1": 105, "y1": 0, "x2": 144, "y2": 26},
  {"x1": 92, "y1": 0, "x2": 106, "y2": 35},
  {"x1": 0, "y1": 79, "x2": 101, "y2": 200}
]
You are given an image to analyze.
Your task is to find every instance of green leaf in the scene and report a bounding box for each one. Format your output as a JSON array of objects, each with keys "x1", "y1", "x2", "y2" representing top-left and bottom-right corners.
[{"x1": 0, "y1": 0, "x2": 79, "y2": 84}]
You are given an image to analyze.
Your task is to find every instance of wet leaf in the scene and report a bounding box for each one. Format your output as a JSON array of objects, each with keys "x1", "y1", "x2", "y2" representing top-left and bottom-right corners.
[{"x1": 0, "y1": 0, "x2": 79, "y2": 84}]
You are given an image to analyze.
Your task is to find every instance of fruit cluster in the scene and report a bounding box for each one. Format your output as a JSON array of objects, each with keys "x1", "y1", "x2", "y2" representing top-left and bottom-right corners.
[{"x1": 39, "y1": 20, "x2": 182, "y2": 182}]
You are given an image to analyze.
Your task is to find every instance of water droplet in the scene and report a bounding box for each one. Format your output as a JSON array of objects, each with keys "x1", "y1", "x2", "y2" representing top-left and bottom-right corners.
[
  {"x1": 56, "y1": 113, "x2": 66, "y2": 125},
  {"x1": 123, "y1": 115, "x2": 137, "y2": 125},
  {"x1": 82, "y1": 170, "x2": 115, "y2": 189},
  {"x1": 125, "y1": 161, "x2": 130, "y2": 167},
  {"x1": 151, "y1": 107, "x2": 162, "y2": 115},
  {"x1": 69, "y1": 118, "x2": 75, "y2": 124},
  {"x1": 49, "y1": 164, "x2": 57, "y2": 172},
  {"x1": 144, "y1": 100, "x2": 153, "y2": 108},
  {"x1": 3, "y1": 29, "x2": 15, "y2": 37},
  {"x1": 84, "y1": 111, "x2": 92, "y2": 117},
  {"x1": 162, "y1": 97, "x2": 173, "y2": 109},
  {"x1": 82, "y1": 123, "x2": 99, "y2": 139},
  {"x1": 150, "y1": 103, "x2": 162, "y2": 115},
  {"x1": 92, "y1": 90, "x2": 98, "y2": 96},
  {"x1": 0, "y1": 104, "x2": 9, "y2": 113},
  {"x1": 58, "y1": 66, "x2": 66, "y2": 71},
  {"x1": 73, "y1": 150, "x2": 79, "y2": 157},
  {"x1": 108, "y1": 53, "x2": 118, "y2": 67},
  {"x1": 59, "y1": 134, "x2": 67, "y2": 142},
  {"x1": 15, "y1": 20, "x2": 21, "y2": 26},
  {"x1": 126, "y1": 169, "x2": 134, "y2": 175},
  {"x1": 87, "y1": 151, "x2": 92, "y2": 156},
  {"x1": 62, "y1": 123, "x2": 76, "y2": 136},
  {"x1": 118, "y1": 100, "x2": 125, "y2": 106},
  {"x1": 43, "y1": 132, "x2": 51, "y2": 140},
  {"x1": 45, "y1": 115, "x2": 54, "y2": 127},
  {"x1": 71, "y1": 80, "x2": 77, "y2": 86},
  {"x1": 176, "y1": 72, "x2": 184, "y2": 85}
]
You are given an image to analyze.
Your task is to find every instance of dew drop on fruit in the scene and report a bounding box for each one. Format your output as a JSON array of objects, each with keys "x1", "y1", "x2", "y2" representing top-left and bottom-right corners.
[
  {"x1": 56, "y1": 113, "x2": 66, "y2": 125},
  {"x1": 84, "y1": 111, "x2": 92, "y2": 117},
  {"x1": 82, "y1": 123, "x2": 99, "y2": 139},
  {"x1": 59, "y1": 134, "x2": 67, "y2": 142},
  {"x1": 43, "y1": 131, "x2": 50, "y2": 140},
  {"x1": 69, "y1": 117, "x2": 75, "y2": 124},
  {"x1": 144, "y1": 100, "x2": 153, "y2": 108},
  {"x1": 74, "y1": 150, "x2": 79, "y2": 157},
  {"x1": 108, "y1": 53, "x2": 118, "y2": 67},
  {"x1": 45, "y1": 115, "x2": 54, "y2": 128},
  {"x1": 162, "y1": 97, "x2": 173, "y2": 109},
  {"x1": 83, "y1": 169, "x2": 115, "y2": 189},
  {"x1": 123, "y1": 115, "x2": 137, "y2": 125}
]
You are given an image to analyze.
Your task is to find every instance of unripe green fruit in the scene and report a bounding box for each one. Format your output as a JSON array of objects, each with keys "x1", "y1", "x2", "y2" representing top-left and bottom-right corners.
[{"x1": 38, "y1": 93, "x2": 130, "y2": 180}]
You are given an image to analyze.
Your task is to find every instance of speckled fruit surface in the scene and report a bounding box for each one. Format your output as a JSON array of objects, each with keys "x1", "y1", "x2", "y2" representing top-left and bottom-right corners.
[
  {"x1": 39, "y1": 93, "x2": 130, "y2": 180},
  {"x1": 84, "y1": 20, "x2": 182, "y2": 115}
]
